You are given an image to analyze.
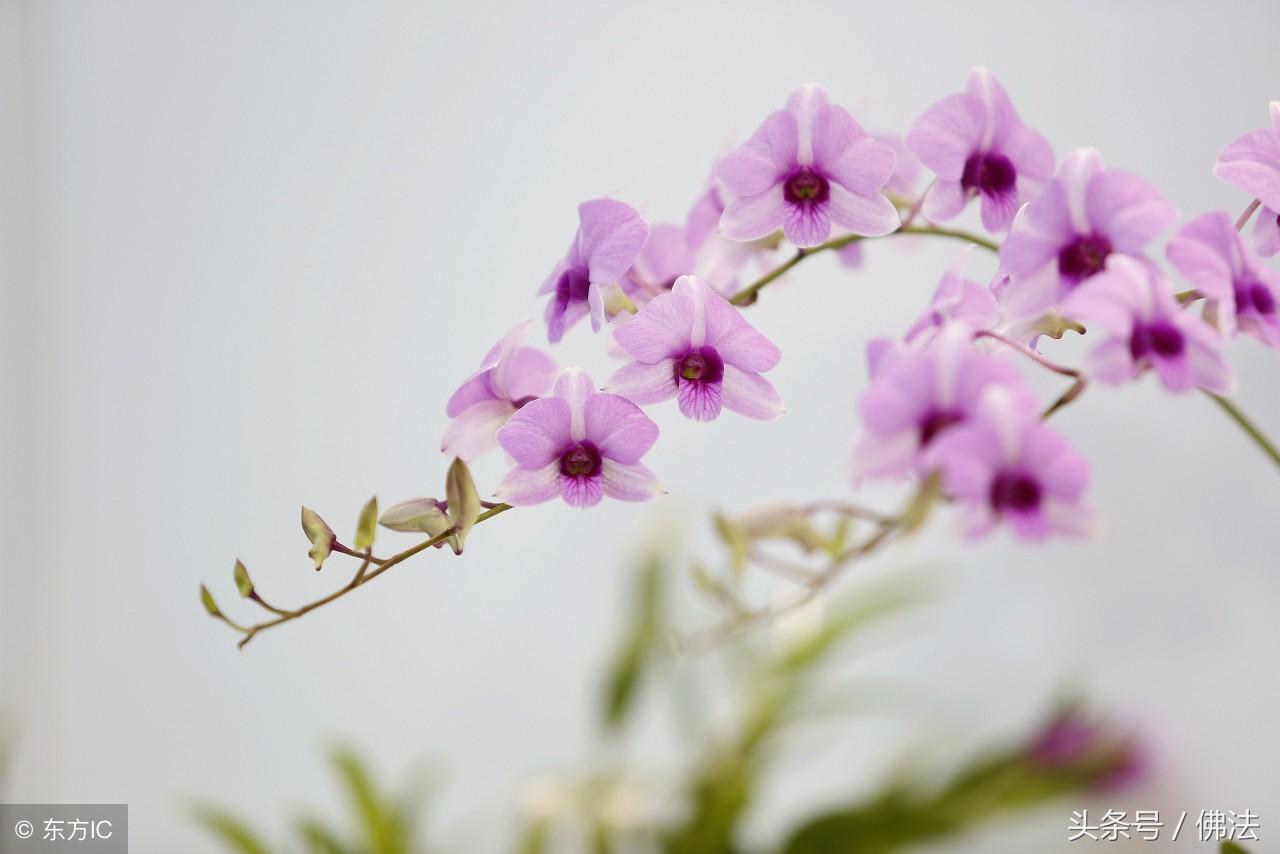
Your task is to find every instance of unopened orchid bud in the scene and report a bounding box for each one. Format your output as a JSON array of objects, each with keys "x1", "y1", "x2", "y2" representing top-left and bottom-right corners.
[
  {"x1": 199, "y1": 584, "x2": 221, "y2": 617},
  {"x1": 445, "y1": 458, "x2": 481, "y2": 554},
  {"x1": 233, "y1": 559, "x2": 253, "y2": 598},
  {"x1": 379, "y1": 498, "x2": 451, "y2": 536},
  {"x1": 354, "y1": 496, "x2": 378, "y2": 551},
  {"x1": 301, "y1": 506, "x2": 335, "y2": 570}
]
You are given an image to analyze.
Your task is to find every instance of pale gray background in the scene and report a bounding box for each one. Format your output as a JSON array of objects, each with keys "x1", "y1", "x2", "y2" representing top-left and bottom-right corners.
[{"x1": 2, "y1": 1, "x2": 1278, "y2": 851}]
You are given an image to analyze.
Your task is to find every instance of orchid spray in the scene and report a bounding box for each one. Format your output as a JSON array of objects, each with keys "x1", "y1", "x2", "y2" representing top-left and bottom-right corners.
[{"x1": 202, "y1": 72, "x2": 1279, "y2": 652}]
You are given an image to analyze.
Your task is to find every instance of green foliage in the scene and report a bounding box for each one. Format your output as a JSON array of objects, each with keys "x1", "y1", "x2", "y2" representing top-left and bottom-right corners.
[
  {"x1": 515, "y1": 818, "x2": 550, "y2": 854},
  {"x1": 1222, "y1": 843, "x2": 1252, "y2": 854},
  {"x1": 663, "y1": 577, "x2": 927, "y2": 854},
  {"x1": 191, "y1": 807, "x2": 271, "y2": 854},
  {"x1": 199, "y1": 556, "x2": 1135, "y2": 854},
  {"x1": 772, "y1": 579, "x2": 928, "y2": 675},
  {"x1": 600, "y1": 554, "x2": 665, "y2": 731},
  {"x1": 330, "y1": 748, "x2": 419, "y2": 854},
  {"x1": 197, "y1": 749, "x2": 425, "y2": 854},
  {"x1": 782, "y1": 754, "x2": 1081, "y2": 854}
]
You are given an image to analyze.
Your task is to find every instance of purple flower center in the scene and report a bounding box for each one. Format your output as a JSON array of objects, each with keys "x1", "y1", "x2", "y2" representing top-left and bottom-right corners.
[
  {"x1": 1128, "y1": 319, "x2": 1184, "y2": 361},
  {"x1": 674, "y1": 346, "x2": 725, "y2": 384},
  {"x1": 960, "y1": 151, "x2": 1016, "y2": 196},
  {"x1": 559, "y1": 441, "x2": 602, "y2": 478},
  {"x1": 555, "y1": 265, "x2": 591, "y2": 309},
  {"x1": 1057, "y1": 234, "x2": 1113, "y2": 284},
  {"x1": 783, "y1": 168, "x2": 830, "y2": 206},
  {"x1": 512, "y1": 395, "x2": 538, "y2": 409},
  {"x1": 1234, "y1": 279, "x2": 1276, "y2": 316},
  {"x1": 989, "y1": 471, "x2": 1043, "y2": 513},
  {"x1": 918, "y1": 409, "x2": 965, "y2": 446}
]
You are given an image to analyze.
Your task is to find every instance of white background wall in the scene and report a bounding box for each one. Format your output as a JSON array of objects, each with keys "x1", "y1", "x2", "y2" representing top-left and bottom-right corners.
[{"x1": 3, "y1": 1, "x2": 1279, "y2": 851}]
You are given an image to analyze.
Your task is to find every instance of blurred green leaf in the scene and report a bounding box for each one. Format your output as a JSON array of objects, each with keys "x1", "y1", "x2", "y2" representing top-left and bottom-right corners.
[
  {"x1": 665, "y1": 576, "x2": 930, "y2": 854},
  {"x1": 197, "y1": 750, "x2": 428, "y2": 854},
  {"x1": 516, "y1": 818, "x2": 550, "y2": 854},
  {"x1": 775, "y1": 578, "x2": 930, "y2": 675},
  {"x1": 662, "y1": 748, "x2": 754, "y2": 854},
  {"x1": 444, "y1": 458, "x2": 480, "y2": 554},
  {"x1": 191, "y1": 806, "x2": 272, "y2": 854},
  {"x1": 331, "y1": 748, "x2": 412, "y2": 854},
  {"x1": 355, "y1": 497, "x2": 379, "y2": 551},
  {"x1": 233, "y1": 560, "x2": 253, "y2": 598},
  {"x1": 295, "y1": 816, "x2": 348, "y2": 854},
  {"x1": 601, "y1": 555, "x2": 664, "y2": 731},
  {"x1": 1222, "y1": 843, "x2": 1252, "y2": 854},
  {"x1": 782, "y1": 737, "x2": 1101, "y2": 854}
]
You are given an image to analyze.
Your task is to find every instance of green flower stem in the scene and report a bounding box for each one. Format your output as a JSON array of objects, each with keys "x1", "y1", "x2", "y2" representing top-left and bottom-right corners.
[
  {"x1": 729, "y1": 224, "x2": 999, "y2": 307},
  {"x1": 235, "y1": 503, "x2": 512, "y2": 649},
  {"x1": 679, "y1": 512, "x2": 904, "y2": 654},
  {"x1": 1207, "y1": 392, "x2": 1280, "y2": 469}
]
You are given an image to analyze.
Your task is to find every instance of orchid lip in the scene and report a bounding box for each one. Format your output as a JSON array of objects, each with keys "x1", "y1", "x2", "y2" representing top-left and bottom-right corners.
[
  {"x1": 783, "y1": 168, "x2": 831, "y2": 206},
  {"x1": 1235, "y1": 279, "x2": 1276, "y2": 316},
  {"x1": 960, "y1": 151, "x2": 1016, "y2": 196},
  {"x1": 1057, "y1": 233, "x2": 1113, "y2": 284},
  {"x1": 989, "y1": 470, "x2": 1043, "y2": 513},
  {"x1": 918, "y1": 408, "x2": 966, "y2": 447},
  {"x1": 555, "y1": 266, "x2": 591, "y2": 308},
  {"x1": 1129, "y1": 319, "x2": 1185, "y2": 361},
  {"x1": 559, "y1": 441, "x2": 602, "y2": 478},
  {"x1": 674, "y1": 346, "x2": 725, "y2": 384}
]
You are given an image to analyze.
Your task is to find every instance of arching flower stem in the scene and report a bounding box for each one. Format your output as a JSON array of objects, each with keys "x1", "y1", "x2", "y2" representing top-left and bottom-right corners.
[{"x1": 729, "y1": 224, "x2": 999, "y2": 307}]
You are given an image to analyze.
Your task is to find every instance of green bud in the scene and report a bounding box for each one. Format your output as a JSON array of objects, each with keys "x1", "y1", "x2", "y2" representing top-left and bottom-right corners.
[
  {"x1": 301, "y1": 506, "x2": 335, "y2": 570},
  {"x1": 200, "y1": 584, "x2": 221, "y2": 617},
  {"x1": 233, "y1": 559, "x2": 253, "y2": 598},
  {"x1": 445, "y1": 458, "x2": 481, "y2": 554},
  {"x1": 354, "y1": 496, "x2": 378, "y2": 551}
]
